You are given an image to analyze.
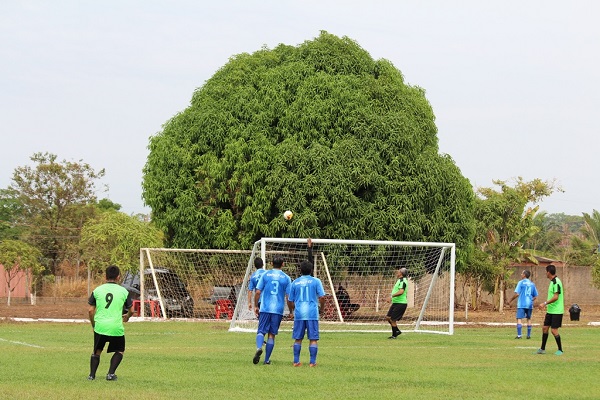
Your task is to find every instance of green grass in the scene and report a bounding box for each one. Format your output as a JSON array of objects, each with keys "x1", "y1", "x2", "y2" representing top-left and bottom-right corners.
[{"x1": 1, "y1": 320, "x2": 598, "y2": 399}]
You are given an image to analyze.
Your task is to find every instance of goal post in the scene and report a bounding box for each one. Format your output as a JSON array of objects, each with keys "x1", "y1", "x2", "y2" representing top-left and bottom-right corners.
[{"x1": 229, "y1": 238, "x2": 456, "y2": 335}]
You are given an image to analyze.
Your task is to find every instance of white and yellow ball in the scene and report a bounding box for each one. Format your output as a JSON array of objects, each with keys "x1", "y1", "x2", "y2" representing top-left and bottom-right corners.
[{"x1": 283, "y1": 210, "x2": 293, "y2": 220}]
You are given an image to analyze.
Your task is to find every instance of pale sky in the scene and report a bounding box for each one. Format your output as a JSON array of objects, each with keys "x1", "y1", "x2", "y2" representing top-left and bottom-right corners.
[{"x1": 1, "y1": 1, "x2": 598, "y2": 216}]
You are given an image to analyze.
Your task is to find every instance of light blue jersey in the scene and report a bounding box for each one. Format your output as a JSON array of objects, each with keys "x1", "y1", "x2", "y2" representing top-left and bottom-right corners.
[
  {"x1": 257, "y1": 269, "x2": 291, "y2": 315},
  {"x1": 248, "y1": 269, "x2": 266, "y2": 303},
  {"x1": 515, "y1": 278, "x2": 538, "y2": 309},
  {"x1": 288, "y1": 275, "x2": 325, "y2": 320}
]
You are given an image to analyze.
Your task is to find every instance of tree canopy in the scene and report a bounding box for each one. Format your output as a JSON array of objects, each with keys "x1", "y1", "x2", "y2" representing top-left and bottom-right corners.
[{"x1": 143, "y1": 32, "x2": 475, "y2": 258}]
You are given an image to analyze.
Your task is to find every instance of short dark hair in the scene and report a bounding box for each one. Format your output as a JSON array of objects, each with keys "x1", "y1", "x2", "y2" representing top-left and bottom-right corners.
[
  {"x1": 106, "y1": 265, "x2": 120, "y2": 280},
  {"x1": 273, "y1": 257, "x2": 284, "y2": 268},
  {"x1": 546, "y1": 264, "x2": 556, "y2": 275},
  {"x1": 254, "y1": 257, "x2": 264, "y2": 269},
  {"x1": 300, "y1": 260, "x2": 313, "y2": 276},
  {"x1": 523, "y1": 270, "x2": 531, "y2": 279}
]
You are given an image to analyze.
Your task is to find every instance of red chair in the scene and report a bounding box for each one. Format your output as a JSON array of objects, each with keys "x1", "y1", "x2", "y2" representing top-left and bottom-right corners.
[
  {"x1": 132, "y1": 299, "x2": 161, "y2": 317},
  {"x1": 215, "y1": 299, "x2": 234, "y2": 319}
]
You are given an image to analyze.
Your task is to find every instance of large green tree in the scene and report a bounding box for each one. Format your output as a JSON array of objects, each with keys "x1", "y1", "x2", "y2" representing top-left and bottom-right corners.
[
  {"x1": 143, "y1": 32, "x2": 475, "y2": 258},
  {"x1": 5, "y1": 152, "x2": 106, "y2": 275},
  {"x1": 80, "y1": 210, "x2": 164, "y2": 275}
]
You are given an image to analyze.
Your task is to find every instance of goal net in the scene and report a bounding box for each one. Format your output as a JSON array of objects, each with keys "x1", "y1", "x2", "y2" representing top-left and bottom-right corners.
[
  {"x1": 136, "y1": 248, "x2": 252, "y2": 319},
  {"x1": 229, "y1": 238, "x2": 455, "y2": 335}
]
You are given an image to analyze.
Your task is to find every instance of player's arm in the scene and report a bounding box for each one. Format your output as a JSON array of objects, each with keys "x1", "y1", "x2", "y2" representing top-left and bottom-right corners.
[
  {"x1": 247, "y1": 289, "x2": 253, "y2": 309},
  {"x1": 391, "y1": 282, "x2": 405, "y2": 297},
  {"x1": 508, "y1": 293, "x2": 519, "y2": 304},
  {"x1": 123, "y1": 296, "x2": 134, "y2": 322},
  {"x1": 254, "y1": 289, "x2": 261, "y2": 315},
  {"x1": 318, "y1": 295, "x2": 325, "y2": 315},
  {"x1": 307, "y1": 238, "x2": 313, "y2": 262},
  {"x1": 88, "y1": 305, "x2": 96, "y2": 328}
]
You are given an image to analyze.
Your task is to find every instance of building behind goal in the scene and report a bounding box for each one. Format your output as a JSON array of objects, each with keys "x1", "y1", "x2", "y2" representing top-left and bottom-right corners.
[{"x1": 139, "y1": 238, "x2": 455, "y2": 335}]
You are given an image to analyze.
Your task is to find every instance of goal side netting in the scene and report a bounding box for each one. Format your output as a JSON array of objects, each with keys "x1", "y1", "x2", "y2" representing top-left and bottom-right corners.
[{"x1": 229, "y1": 238, "x2": 455, "y2": 335}]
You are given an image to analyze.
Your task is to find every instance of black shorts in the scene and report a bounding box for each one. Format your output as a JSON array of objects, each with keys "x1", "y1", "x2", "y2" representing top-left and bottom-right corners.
[
  {"x1": 543, "y1": 313, "x2": 563, "y2": 329},
  {"x1": 93, "y1": 332, "x2": 126, "y2": 353},
  {"x1": 387, "y1": 303, "x2": 407, "y2": 322}
]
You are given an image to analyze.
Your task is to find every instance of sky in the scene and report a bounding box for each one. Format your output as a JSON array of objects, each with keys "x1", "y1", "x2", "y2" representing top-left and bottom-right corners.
[{"x1": 1, "y1": 1, "x2": 598, "y2": 216}]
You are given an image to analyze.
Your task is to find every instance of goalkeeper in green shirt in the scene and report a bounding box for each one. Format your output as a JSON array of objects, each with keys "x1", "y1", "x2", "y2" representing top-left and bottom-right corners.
[
  {"x1": 87, "y1": 265, "x2": 133, "y2": 381},
  {"x1": 386, "y1": 268, "x2": 408, "y2": 339},
  {"x1": 536, "y1": 264, "x2": 564, "y2": 355}
]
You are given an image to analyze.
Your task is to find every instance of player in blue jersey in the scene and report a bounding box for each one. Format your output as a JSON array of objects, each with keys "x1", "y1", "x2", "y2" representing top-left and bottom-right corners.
[
  {"x1": 247, "y1": 257, "x2": 266, "y2": 313},
  {"x1": 508, "y1": 270, "x2": 538, "y2": 339},
  {"x1": 287, "y1": 255, "x2": 325, "y2": 367},
  {"x1": 252, "y1": 256, "x2": 292, "y2": 365}
]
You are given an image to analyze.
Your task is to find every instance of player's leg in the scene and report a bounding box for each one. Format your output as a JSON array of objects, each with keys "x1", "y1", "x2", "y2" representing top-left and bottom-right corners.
[
  {"x1": 253, "y1": 313, "x2": 268, "y2": 364},
  {"x1": 307, "y1": 320, "x2": 320, "y2": 366},
  {"x1": 292, "y1": 320, "x2": 305, "y2": 366},
  {"x1": 89, "y1": 333, "x2": 105, "y2": 380},
  {"x1": 525, "y1": 309, "x2": 533, "y2": 339},
  {"x1": 515, "y1": 309, "x2": 524, "y2": 338},
  {"x1": 263, "y1": 313, "x2": 283, "y2": 364},
  {"x1": 538, "y1": 313, "x2": 551, "y2": 354},
  {"x1": 550, "y1": 315, "x2": 563, "y2": 354},
  {"x1": 106, "y1": 336, "x2": 125, "y2": 381},
  {"x1": 386, "y1": 304, "x2": 401, "y2": 338}
]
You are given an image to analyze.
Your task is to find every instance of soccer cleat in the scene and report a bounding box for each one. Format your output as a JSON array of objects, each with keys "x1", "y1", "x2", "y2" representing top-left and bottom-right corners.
[
  {"x1": 106, "y1": 374, "x2": 117, "y2": 381},
  {"x1": 526, "y1": 336, "x2": 531, "y2": 339},
  {"x1": 555, "y1": 350, "x2": 563, "y2": 356},
  {"x1": 87, "y1": 375, "x2": 95, "y2": 381},
  {"x1": 515, "y1": 336, "x2": 522, "y2": 339},
  {"x1": 309, "y1": 363, "x2": 317, "y2": 367},
  {"x1": 253, "y1": 348, "x2": 263, "y2": 365},
  {"x1": 293, "y1": 362, "x2": 302, "y2": 367},
  {"x1": 388, "y1": 335, "x2": 397, "y2": 339},
  {"x1": 263, "y1": 360, "x2": 271, "y2": 365},
  {"x1": 536, "y1": 349, "x2": 546, "y2": 354}
]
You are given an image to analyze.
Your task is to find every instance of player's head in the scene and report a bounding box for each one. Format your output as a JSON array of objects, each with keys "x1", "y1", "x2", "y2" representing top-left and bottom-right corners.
[
  {"x1": 254, "y1": 257, "x2": 264, "y2": 269},
  {"x1": 522, "y1": 270, "x2": 531, "y2": 279},
  {"x1": 546, "y1": 264, "x2": 556, "y2": 276},
  {"x1": 106, "y1": 265, "x2": 120, "y2": 281},
  {"x1": 273, "y1": 256, "x2": 284, "y2": 269},
  {"x1": 398, "y1": 267, "x2": 408, "y2": 278},
  {"x1": 300, "y1": 260, "x2": 313, "y2": 276}
]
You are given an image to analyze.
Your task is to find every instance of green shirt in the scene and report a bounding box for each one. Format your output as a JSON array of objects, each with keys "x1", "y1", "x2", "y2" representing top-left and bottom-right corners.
[
  {"x1": 547, "y1": 277, "x2": 564, "y2": 315},
  {"x1": 89, "y1": 282, "x2": 130, "y2": 336},
  {"x1": 391, "y1": 278, "x2": 408, "y2": 304}
]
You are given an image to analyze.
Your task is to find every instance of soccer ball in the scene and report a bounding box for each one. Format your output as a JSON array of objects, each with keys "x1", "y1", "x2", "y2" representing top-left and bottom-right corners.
[{"x1": 283, "y1": 210, "x2": 293, "y2": 220}]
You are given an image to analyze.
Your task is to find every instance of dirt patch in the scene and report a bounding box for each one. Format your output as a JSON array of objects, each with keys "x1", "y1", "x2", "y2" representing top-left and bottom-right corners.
[{"x1": 1, "y1": 299, "x2": 599, "y2": 323}]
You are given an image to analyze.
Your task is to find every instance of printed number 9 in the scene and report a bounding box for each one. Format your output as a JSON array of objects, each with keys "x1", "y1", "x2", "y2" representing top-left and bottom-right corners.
[{"x1": 105, "y1": 293, "x2": 113, "y2": 309}]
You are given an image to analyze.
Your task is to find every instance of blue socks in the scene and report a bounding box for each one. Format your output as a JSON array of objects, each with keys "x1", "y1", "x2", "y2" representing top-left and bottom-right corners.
[
  {"x1": 527, "y1": 325, "x2": 532, "y2": 337},
  {"x1": 255, "y1": 333, "x2": 264, "y2": 350},
  {"x1": 264, "y1": 337, "x2": 275, "y2": 362},
  {"x1": 293, "y1": 343, "x2": 301, "y2": 363},
  {"x1": 309, "y1": 344, "x2": 318, "y2": 365},
  {"x1": 516, "y1": 323, "x2": 522, "y2": 337}
]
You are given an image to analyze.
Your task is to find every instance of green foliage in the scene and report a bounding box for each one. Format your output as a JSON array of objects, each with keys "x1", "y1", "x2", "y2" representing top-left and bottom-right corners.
[
  {"x1": 80, "y1": 210, "x2": 164, "y2": 273},
  {"x1": 5, "y1": 152, "x2": 105, "y2": 274},
  {"x1": 0, "y1": 239, "x2": 44, "y2": 303},
  {"x1": 468, "y1": 178, "x2": 558, "y2": 309},
  {"x1": 143, "y1": 32, "x2": 475, "y2": 258},
  {"x1": 2, "y1": 322, "x2": 600, "y2": 399}
]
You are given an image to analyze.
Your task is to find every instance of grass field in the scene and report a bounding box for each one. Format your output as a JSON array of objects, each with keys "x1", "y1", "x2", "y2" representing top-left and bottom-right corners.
[{"x1": 1, "y1": 320, "x2": 598, "y2": 399}]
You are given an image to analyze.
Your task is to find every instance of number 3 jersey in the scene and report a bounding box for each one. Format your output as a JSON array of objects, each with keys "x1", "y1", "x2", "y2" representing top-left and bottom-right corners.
[{"x1": 256, "y1": 269, "x2": 292, "y2": 315}]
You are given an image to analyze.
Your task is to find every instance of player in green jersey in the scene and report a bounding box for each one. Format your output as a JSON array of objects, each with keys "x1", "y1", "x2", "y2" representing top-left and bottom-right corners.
[
  {"x1": 88, "y1": 265, "x2": 133, "y2": 380},
  {"x1": 536, "y1": 264, "x2": 564, "y2": 355},
  {"x1": 386, "y1": 267, "x2": 408, "y2": 339}
]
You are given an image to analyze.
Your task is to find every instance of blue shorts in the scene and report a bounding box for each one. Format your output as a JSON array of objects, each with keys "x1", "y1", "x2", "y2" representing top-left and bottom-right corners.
[
  {"x1": 516, "y1": 308, "x2": 533, "y2": 319},
  {"x1": 257, "y1": 312, "x2": 284, "y2": 336},
  {"x1": 292, "y1": 320, "x2": 320, "y2": 341}
]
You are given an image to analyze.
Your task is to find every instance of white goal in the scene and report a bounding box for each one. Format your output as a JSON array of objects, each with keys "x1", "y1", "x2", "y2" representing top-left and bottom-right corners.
[{"x1": 229, "y1": 238, "x2": 455, "y2": 335}]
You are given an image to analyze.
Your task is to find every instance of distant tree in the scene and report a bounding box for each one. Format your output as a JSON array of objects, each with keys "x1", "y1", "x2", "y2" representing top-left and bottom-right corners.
[
  {"x1": 0, "y1": 239, "x2": 44, "y2": 305},
  {"x1": 471, "y1": 177, "x2": 559, "y2": 311},
  {"x1": 143, "y1": 32, "x2": 475, "y2": 261},
  {"x1": 79, "y1": 210, "x2": 164, "y2": 275},
  {"x1": 96, "y1": 198, "x2": 122, "y2": 212},
  {"x1": 5, "y1": 152, "x2": 106, "y2": 275},
  {"x1": 0, "y1": 189, "x2": 26, "y2": 240}
]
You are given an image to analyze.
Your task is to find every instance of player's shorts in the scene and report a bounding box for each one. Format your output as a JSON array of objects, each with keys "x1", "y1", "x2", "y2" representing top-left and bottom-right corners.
[
  {"x1": 387, "y1": 303, "x2": 407, "y2": 321},
  {"x1": 516, "y1": 308, "x2": 533, "y2": 319},
  {"x1": 292, "y1": 320, "x2": 320, "y2": 341},
  {"x1": 93, "y1": 332, "x2": 125, "y2": 353},
  {"x1": 543, "y1": 313, "x2": 563, "y2": 329},
  {"x1": 257, "y1": 312, "x2": 284, "y2": 335}
]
